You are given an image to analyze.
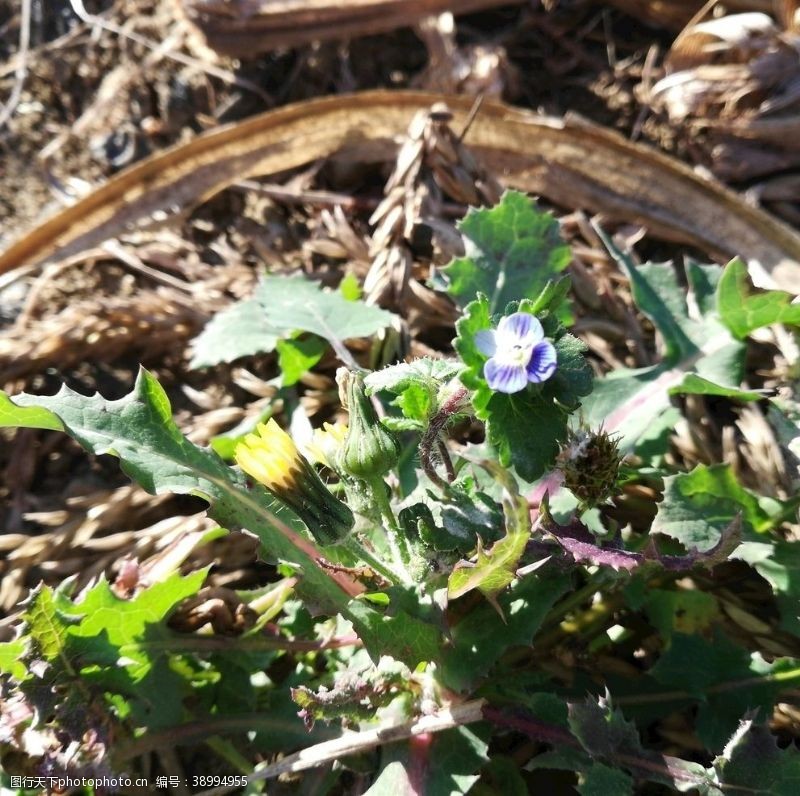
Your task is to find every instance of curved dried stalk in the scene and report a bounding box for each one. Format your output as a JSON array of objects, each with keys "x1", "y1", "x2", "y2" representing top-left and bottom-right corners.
[
  {"x1": 178, "y1": 0, "x2": 524, "y2": 56},
  {"x1": 1, "y1": 91, "x2": 799, "y2": 291}
]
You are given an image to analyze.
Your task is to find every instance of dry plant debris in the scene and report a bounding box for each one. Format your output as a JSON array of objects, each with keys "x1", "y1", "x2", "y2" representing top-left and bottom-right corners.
[
  {"x1": 643, "y1": 4, "x2": 800, "y2": 221},
  {"x1": 3, "y1": 91, "x2": 800, "y2": 291},
  {"x1": 178, "y1": 0, "x2": 526, "y2": 56},
  {"x1": 365, "y1": 100, "x2": 500, "y2": 307}
]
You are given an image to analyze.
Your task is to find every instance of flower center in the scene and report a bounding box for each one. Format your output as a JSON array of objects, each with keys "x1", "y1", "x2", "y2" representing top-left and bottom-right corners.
[{"x1": 500, "y1": 342, "x2": 533, "y2": 367}]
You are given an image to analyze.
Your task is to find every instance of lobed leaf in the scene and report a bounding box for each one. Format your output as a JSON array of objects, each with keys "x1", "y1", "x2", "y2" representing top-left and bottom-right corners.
[
  {"x1": 190, "y1": 274, "x2": 394, "y2": 368},
  {"x1": 441, "y1": 190, "x2": 571, "y2": 314},
  {"x1": 0, "y1": 370, "x2": 437, "y2": 667}
]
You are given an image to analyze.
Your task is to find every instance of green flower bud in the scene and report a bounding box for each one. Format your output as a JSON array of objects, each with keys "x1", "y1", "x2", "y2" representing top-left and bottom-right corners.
[
  {"x1": 557, "y1": 426, "x2": 622, "y2": 509},
  {"x1": 338, "y1": 370, "x2": 400, "y2": 480}
]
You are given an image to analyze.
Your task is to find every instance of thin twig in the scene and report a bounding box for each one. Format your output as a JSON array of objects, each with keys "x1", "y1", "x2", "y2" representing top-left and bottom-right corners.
[
  {"x1": 195, "y1": 699, "x2": 486, "y2": 796},
  {"x1": 0, "y1": 0, "x2": 32, "y2": 130},
  {"x1": 66, "y1": 0, "x2": 272, "y2": 105}
]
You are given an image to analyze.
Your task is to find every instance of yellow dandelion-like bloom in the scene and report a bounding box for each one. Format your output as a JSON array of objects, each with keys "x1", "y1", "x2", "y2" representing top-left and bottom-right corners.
[
  {"x1": 235, "y1": 419, "x2": 354, "y2": 546},
  {"x1": 303, "y1": 421, "x2": 349, "y2": 469}
]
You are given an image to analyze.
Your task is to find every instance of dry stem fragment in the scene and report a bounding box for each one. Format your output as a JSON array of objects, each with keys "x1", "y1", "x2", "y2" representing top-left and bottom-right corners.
[{"x1": 365, "y1": 102, "x2": 501, "y2": 308}]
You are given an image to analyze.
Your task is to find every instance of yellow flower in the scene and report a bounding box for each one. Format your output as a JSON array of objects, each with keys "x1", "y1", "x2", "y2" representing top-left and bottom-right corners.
[
  {"x1": 235, "y1": 419, "x2": 354, "y2": 546},
  {"x1": 303, "y1": 421, "x2": 349, "y2": 470}
]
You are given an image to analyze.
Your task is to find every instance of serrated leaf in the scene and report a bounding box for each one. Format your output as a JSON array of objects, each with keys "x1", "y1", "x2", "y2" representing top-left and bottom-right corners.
[
  {"x1": 454, "y1": 295, "x2": 592, "y2": 481},
  {"x1": 190, "y1": 274, "x2": 394, "y2": 368},
  {"x1": 652, "y1": 464, "x2": 770, "y2": 552},
  {"x1": 0, "y1": 370, "x2": 437, "y2": 667},
  {"x1": 715, "y1": 720, "x2": 800, "y2": 795},
  {"x1": 495, "y1": 699, "x2": 718, "y2": 793},
  {"x1": 440, "y1": 571, "x2": 570, "y2": 691},
  {"x1": 565, "y1": 696, "x2": 718, "y2": 792},
  {"x1": 393, "y1": 382, "x2": 433, "y2": 423},
  {"x1": 736, "y1": 540, "x2": 800, "y2": 637},
  {"x1": 364, "y1": 358, "x2": 461, "y2": 396},
  {"x1": 578, "y1": 763, "x2": 634, "y2": 796},
  {"x1": 649, "y1": 631, "x2": 800, "y2": 751},
  {"x1": 346, "y1": 598, "x2": 440, "y2": 666},
  {"x1": 718, "y1": 258, "x2": 800, "y2": 339},
  {"x1": 483, "y1": 390, "x2": 568, "y2": 482},
  {"x1": 442, "y1": 191, "x2": 570, "y2": 313},
  {"x1": 568, "y1": 697, "x2": 643, "y2": 759},
  {"x1": 447, "y1": 464, "x2": 532, "y2": 603},
  {"x1": 19, "y1": 574, "x2": 206, "y2": 728}
]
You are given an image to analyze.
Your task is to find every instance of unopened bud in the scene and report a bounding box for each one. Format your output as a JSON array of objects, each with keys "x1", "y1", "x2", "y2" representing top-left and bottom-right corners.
[
  {"x1": 557, "y1": 426, "x2": 622, "y2": 509},
  {"x1": 338, "y1": 370, "x2": 400, "y2": 480}
]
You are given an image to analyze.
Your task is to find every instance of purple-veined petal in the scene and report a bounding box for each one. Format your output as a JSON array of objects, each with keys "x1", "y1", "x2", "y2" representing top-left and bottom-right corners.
[
  {"x1": 497, "y1": 312, "x2": 543, "y2": 348},
  {"x1": 485, "y1": 358, "x2": 529, "y2": 393},
  {"x1": 474, "y1": 329, "x2": 497, "y2": 356},
  {"x1": 526, "y1": 341, "x2": 558, "y2": 383}
]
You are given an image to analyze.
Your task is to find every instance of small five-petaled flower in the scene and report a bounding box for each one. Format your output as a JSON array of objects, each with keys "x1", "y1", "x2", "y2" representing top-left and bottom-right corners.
[{"x1": 475, "y1": 312, "x2": 557, "y2": 394}]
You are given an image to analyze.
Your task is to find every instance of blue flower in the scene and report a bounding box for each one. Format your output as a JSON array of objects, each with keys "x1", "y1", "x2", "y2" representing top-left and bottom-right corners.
[{"x1": 475, "y1": 312, "x2": 557, "y2": 394}]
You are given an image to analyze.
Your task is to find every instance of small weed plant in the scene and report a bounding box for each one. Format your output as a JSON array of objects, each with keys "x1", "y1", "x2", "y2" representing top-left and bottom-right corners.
[{"x1": 2, "y1": 192, "x2": 800, "y2": 794}]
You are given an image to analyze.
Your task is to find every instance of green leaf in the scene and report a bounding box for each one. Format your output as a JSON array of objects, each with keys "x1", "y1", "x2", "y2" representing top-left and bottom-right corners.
[
  {"x1": 364, "y1": 358, "x2": 461, "y2": 397},
  {"x1": 568, "y1": 697, "x2": 643, "y2": 760},
  {"x1": 366, "y1": 726, "x2": 489, "y2": 796},
  {"x1": 276, "y1": 334, "x2": 326, "y2": 386},
  {"x1": 447, "y1": 472, "x2": 531, "y2": 602},
  {"x1": 566, "y1": 696, "x2": 717, "y2": 792},
  {"x1": 652, "y1": 464, "x2": 770, "y2": 552},
  {"x1": 736, "y1": 540, "x2": 800, "y2": 637},
  {"x1": 454, "y1": 295, "x2": 592, "y2": 481},
  {"x1": 644, "y1": 589, "x2": 719, "y2": 641},
  {"x1": 441, "y1": 191, "x2": 570, "y2": 313},
  {"x1": 18, "y1": 574, "x2": 206, "y2": 728},
  {"x1": 578, "y1": 763, "x2": 634, "y2": 796},
  {"x1": 649, "y1": 631, "x2": 800, "y2": 751},
  {"x1": 0, "y1": 370, "x2": 436, "y2": 666},
  {"x1": 339, "y1": 272, "x2": 363, "y2": 301},
  {"x1": 190, "y1": 274, "x2": 394, "y2": 368},
  {"x1": 482, "y1": 390, "x2": 567, "y2": 482},
  {"x1": 669, "y1": 374, "x2": 764, "y2": 401},
  {"x1": 365, "y1": 358, "x2": 460, "y2": 428},
  {"x1": 714, "y1": 720, "x2": 800, "y2": 795},
  {"x1": 0, "y1": 640, "x2": 26, "y2": 679},
  {"x1": 190, "y1": 295, "x2": 279, "y2": 369},
  {"x1": 768, "y1": 396, "x2": 800, "y2": 467},
  {"x1": 718, "y1": 257, "x2": 800, "y2": 340},
  {"x1": 440, "y1": 571, "x2": 570, "y2": 691},
  {"x1": 0, "y1": 393, "x2": 64, "y2": 431},
  {"x1": 393, "y1": 382, "x2": 433, "y2": 423},
  {"x1": 583, "y1": 232, "x2": 747, "y2": 448},
  {"x1": 346, "y1": 599, "x2": 441, "y2": 667}
]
